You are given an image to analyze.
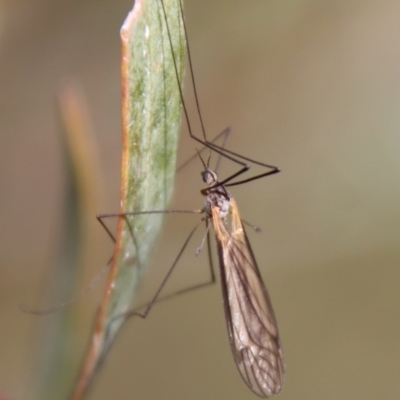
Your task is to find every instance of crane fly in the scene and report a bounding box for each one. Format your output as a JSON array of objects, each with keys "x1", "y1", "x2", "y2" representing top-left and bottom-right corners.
[
  {"x1": 161, "y1": 1, "x2": 286, "y2": 394},
  {"x1": 99, "y1": 0, "x2": 286, "y2": 397},
  {"x1": 200, "y1": 164, "x2": 285, "y2": 397},
  {"x1": 112, "y1": 154, "x2": 286, "y2": 397}
]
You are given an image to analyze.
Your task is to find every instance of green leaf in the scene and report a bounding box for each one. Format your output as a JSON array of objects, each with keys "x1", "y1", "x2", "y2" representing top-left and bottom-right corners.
[{"x1": 72, "y1": 0, "x2": 185, "y2": 398}]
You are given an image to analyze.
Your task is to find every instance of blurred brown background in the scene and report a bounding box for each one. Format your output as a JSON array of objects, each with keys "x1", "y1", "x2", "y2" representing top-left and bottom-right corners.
[{"x1": 1, "y1": 0, "x2": 400, "y2": 399}]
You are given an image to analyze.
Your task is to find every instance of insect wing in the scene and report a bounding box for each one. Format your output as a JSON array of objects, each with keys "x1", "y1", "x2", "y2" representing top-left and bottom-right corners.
[{"x1": 212, "y1": 200, "x2": 285, "y2": 397}]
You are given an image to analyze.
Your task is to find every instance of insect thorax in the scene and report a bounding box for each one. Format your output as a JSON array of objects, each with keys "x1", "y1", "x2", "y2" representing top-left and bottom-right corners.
[{"x1": 204, "y1": 187, "x2": 232, "y2": 219}]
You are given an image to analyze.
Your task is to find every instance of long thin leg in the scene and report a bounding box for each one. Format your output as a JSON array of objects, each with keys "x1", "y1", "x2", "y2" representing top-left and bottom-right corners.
[
  {"x1": 96, "y1": 209, "x2": 203, "y2": 243},
  {"x1": 214, "y1": 127, "x2": 231, "y2": 174},
  {"x1": 19, "y1": 257, "x2": 113, "y2": 315},
  {"x1": 159, "y1": 0, "x2": 280, "y2": 188},
  {"x1": 241, "y1": 219, "x2": 262, "y2": 233},
  {"x1": 224, "y1": 167, "x2": 280, "y2": 188},
  {"x1": 121, "y1": 218, "x2": 206, "y2": 320},
  {"x1": 116, "y1": 219, "x2": 217, "y2": 322},
  {"x1": 29, "y1": 212, "x2": 205, "y2": 316},
  {"x1": 201, "y1": 166, "x2": 280, "y2": 197},
  {"x1": 195, "y1": 219, "x2": 211, "y2": 256},
  {"x1": 176, "y1": 127, "x2": 231, "y2": 172},
  {"x1": 205, "y1": 219, "x2": 215, "y2": 284},
  {"x1": 120, "y1": 271, "x2": 216, "y2": 322}
]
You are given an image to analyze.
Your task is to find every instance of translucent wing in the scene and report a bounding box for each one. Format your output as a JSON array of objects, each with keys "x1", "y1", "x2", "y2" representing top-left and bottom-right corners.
[{"x1": 211, "y1": 199, "x2": 285, "y2": 398}]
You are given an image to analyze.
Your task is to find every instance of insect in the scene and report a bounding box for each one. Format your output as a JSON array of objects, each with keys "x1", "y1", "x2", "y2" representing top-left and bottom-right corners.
[
  {"x1": 200, "y1": 162, "x2": 285, "y2": 397},
  {"x1": 100, "y1": 0, "x2": 285, "y2": 397}
]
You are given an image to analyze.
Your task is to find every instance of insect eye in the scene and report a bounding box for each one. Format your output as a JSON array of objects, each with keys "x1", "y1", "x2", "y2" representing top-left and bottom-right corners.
[{"x1": 201, "y1": 171, "x2": 209, "y2": 183}]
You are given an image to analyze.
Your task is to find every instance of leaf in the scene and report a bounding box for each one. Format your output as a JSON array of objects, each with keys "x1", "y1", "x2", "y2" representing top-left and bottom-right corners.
[
  {"x1": 25, "y1": 81, "x2": 103, "y2": 400},
  {"x1": 71, "y1": 0, "x2": 185, "y2": 398}
]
